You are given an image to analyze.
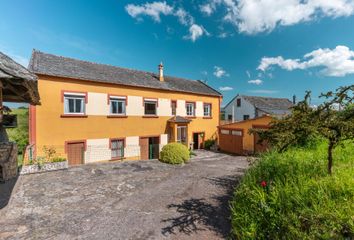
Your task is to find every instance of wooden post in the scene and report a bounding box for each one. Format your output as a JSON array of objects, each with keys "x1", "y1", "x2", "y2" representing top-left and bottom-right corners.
[{"x1": 0, "y1": 81, "x2": 9, "y2": 142}]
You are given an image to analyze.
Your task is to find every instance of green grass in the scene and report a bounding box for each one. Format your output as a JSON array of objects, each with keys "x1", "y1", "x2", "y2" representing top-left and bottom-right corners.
[
  {"x1": 6, "y1": 108, "x2": 29, "y2": 166},
  {"x1": 230, "y1": 141, "x2": 354, "y2": 239}
]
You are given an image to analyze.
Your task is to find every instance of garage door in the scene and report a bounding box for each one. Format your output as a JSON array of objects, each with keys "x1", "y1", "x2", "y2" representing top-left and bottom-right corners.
[{"x1": 219, "y1": 129, "x2": 243, "y2": 155}]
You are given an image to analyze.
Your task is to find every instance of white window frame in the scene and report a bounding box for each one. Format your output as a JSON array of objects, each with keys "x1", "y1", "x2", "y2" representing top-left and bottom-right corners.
[
  {"x1": 64, "y1": 93, "x2": 86, "y2": 115},
  {"x1": 203, "y1": 103, "x2": 211, "y2": 117},
  {"x1": 109, "y1": 97, "x2": 126, "y2": 115},
  {"x1": 186, "y1": 102, "x2": 195, "y2": 116},
  {"x1": 144, "y1": 99, "x2": 158, "y2": 116},
  {"x1": 177, "y1": 126, "x2": 187, "y2": 143}
]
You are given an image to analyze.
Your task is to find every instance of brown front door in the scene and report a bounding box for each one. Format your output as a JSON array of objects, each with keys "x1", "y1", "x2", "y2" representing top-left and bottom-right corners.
[
  {"x1": 139, "y1": 137, "x2": 149, "y2": 160},
  {"x1": 67, "y1": 142, "x2": 84, "y2": 166}
]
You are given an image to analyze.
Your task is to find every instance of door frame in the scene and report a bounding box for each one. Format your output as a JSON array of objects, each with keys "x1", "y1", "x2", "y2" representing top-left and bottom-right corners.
[
  {"x1": 64, "y1": 140, "x2": 87, "y2": 165},
  {"x1": 192, "y1": 131, "x2": 205, "y2": 149},
  {"x1": 139, "y1": 135, "x2": 160, "y2": 160}
]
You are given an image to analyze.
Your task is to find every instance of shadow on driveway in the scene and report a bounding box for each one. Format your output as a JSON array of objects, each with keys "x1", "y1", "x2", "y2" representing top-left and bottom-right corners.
[
  {"x1": 161, "y1": 174, "x2": 243, "y2": 238},
  {"x1": 0, "y1": 175, "x2": 19, "y2": 209}
]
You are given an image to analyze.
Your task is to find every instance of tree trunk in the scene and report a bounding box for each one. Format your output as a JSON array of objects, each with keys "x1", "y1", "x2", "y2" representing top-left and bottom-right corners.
[{"x1": 327, "y1": 140, "x2": 334, "y2": 175}]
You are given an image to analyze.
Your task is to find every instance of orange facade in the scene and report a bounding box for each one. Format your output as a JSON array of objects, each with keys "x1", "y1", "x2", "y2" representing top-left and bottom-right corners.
[{"x1": 30, "y1": 74, "x2": 221, "y2": 164}]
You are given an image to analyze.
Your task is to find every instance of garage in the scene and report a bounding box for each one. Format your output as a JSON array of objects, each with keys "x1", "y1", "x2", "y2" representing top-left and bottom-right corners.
[
  {"x1": 218, "y1": 115, "x2": 272, "y2": 155},
  {"x1": 218, "y1": 128, "x2": 243, "y2": 155}
]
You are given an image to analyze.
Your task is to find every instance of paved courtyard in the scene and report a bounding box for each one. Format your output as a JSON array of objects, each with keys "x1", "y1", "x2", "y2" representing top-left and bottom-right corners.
[{"x1": 0, "y1": 150, "x2": 248, "y2": 240}]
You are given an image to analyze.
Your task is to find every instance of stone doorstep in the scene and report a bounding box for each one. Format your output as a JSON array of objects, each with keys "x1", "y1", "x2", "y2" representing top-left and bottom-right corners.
[{"x1": 20, "y1": 161, "x2": 68, "y2": 175}]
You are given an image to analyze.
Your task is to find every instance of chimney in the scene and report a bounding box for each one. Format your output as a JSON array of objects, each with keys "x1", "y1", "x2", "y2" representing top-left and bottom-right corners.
[
  {"x1": 293, "y1": 95, "x2": 296, "y2": 104},
  {"x1": 158, "y1": 62, "x2": 164, "y2": 82}
]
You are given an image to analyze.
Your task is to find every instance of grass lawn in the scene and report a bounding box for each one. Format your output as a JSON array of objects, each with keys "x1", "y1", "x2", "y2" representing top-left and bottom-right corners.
[
  {"x1": 230, "y1": 141, "x2": 354, "y2": 239},
  {"x1": 6, "y1": 108, "x2": 29, "y2": 166}
]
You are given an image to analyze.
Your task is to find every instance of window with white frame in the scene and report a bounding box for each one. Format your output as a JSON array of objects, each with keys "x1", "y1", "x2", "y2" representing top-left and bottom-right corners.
[
  {"x1": 110, "y1": 97, "x2": 126, "y2": 115},
  {"x1": 177, "y1": 126, "x2": 187, "y2": 143},
  {"x1": 186, "y1": 102, "x2": 195, "y2": 116},
  {"x1": 64, "y1": 94, "x2": 85, "y2": 114},
  {"x1": 203, "y1": 103, "x2": 211, "y2": 117},
  {"x1": 144, "y1": 99, "x2": 157, "y2": 115}
]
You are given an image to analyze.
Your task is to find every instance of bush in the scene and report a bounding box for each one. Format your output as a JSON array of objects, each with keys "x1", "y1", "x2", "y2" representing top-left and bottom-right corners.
[
  {"x1": 230, "y1": 141, "x2": 354, "y2": 239},
  {"x1": 51, "y1": 157, "x2": 67, "y2": 163},
  {"x1": 204, "y1": 139, "x2": 215, "y2": 150},
  {"x1": 159, "y1": 143, "x2": 190, "y2": 164}
]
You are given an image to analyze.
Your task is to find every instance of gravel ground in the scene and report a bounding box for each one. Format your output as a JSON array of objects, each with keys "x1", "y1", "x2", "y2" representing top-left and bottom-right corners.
[{"x1": 0, "y1": 150, "x2": 248, "y2": 240}]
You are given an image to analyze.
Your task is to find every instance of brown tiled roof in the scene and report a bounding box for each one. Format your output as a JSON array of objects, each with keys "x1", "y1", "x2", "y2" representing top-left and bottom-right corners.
[
  {"x1": 28, "y1": 50, "x2": 222, "y2": 97},
  {"x1": 167, "y1": 116, "x2": 191, "y2": 123}
]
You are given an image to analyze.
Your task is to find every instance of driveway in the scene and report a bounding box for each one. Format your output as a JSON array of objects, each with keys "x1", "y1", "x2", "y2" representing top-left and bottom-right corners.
[{"x1": 0, "y1": 150, "x2": 248, "y2": 240}]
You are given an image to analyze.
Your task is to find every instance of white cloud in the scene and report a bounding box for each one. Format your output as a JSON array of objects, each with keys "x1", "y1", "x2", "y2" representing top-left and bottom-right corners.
[
  {"x1": 184, "y1": 24, "x2": 205, "y2": 42},
  {"x1": 201, "y1": 0, "x2": 354, "y2": 34},
  {"x1": 200, "y1": 3, "x2": 216, "y2": 16},
  {"x1": 258, "y1": 45, "x2": 354, "y2": 77},
  {"x1": 175, "y1": 8, "x2": 194, "y2": 26},
  {"x1": 248, "y1": 79, "x2": 263, "y2": 85},
  {"x1": 213, "y1": 66, "x2": 229, "y2": 78},
  {"x1": 125, "y1": 2, "x2": 206, "y2": 41},
  {"x1": 248, "y1": 89, "x2": 279, "y2": 94},
  {"x1": 125, "y1": 1, "x2": 173, "y2": 22},
  {"x1": 219, "y1": 86, "x2": 233, "y2": 91}
]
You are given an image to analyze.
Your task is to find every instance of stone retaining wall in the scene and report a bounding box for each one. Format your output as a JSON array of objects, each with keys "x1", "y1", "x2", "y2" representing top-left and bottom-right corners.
[
  {"x1": 20, "y1": 161, "x2": 68, "y2": 175},
  {"x1": 0, "y1": 143, "x2": 18, "y2": 181}
]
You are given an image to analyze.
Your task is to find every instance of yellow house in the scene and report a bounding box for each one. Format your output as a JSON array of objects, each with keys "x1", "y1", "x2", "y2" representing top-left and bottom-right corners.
[{"x1": 28, "y1": 50, "x2": 222, "y2": 165}]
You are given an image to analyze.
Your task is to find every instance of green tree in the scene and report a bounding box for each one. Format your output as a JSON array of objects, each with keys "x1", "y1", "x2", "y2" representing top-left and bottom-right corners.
[{"x1": 252, "y1": 85, "x2": 354, "y2": 174}]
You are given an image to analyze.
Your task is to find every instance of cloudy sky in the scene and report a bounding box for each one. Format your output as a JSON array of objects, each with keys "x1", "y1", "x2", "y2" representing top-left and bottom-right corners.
[{"x1": 1, "y1": 0, "x2": 354, "y2": 106}]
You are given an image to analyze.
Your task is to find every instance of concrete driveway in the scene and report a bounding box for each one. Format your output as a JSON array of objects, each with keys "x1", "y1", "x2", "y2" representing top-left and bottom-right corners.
[{"x1": 0, "y1": 150, "x2": 248, "y2": 240}]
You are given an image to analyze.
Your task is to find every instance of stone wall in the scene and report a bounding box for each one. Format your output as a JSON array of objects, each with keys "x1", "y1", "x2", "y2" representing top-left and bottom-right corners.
[{"x1": 0, "y1": 142, "x2": 18, "y2": 181}]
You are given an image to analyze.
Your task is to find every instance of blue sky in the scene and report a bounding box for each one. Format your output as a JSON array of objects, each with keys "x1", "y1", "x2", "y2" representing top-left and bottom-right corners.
[{"x1": 1, "y1": 0, "x2": 354, "y2": 107}]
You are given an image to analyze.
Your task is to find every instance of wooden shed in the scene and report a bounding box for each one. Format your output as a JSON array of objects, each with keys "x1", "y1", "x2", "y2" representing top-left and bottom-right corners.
[
  {"x1": 218, "y1": 115, "x2": 272, "y2": 155},
  {"x1": 0, "y1": 51, "x2": 40, "y2": 181}
]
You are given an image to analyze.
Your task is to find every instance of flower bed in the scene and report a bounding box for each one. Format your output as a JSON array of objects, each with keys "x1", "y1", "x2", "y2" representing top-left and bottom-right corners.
[{"x1": 20, "y1": 160, "x2": 68, "y2": 175}]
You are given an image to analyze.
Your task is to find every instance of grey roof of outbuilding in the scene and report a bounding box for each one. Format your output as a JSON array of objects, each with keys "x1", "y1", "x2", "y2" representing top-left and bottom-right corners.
[
  {"x1": 0, "y1": 51, "x2": 40, "y2": 104},
  {"x1": 242, "y1": 95, "x2": 293, "y2": 112},
  {"x1": 28, "y1": 50, "x2": 221, "y2": 97}
]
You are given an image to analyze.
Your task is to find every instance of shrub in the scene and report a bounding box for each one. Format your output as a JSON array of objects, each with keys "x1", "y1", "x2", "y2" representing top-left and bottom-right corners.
[
  {"x1": 230, "y1": 141, "x2": 354, "y2": 239},
  {"x1": 204, "y1": 139, "x2": 215, "y2": 150},
  {"x1": 51, "y1": 157, "x2": 67, "y2": 163},
  {"x1": 159, "y1": 143, "x2": 190, "y2": 164}
]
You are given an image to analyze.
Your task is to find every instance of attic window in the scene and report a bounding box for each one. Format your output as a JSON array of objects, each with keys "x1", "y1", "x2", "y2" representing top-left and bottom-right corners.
[{"x1": 236, "y1": 98, "x2": 241, "y2": 107}]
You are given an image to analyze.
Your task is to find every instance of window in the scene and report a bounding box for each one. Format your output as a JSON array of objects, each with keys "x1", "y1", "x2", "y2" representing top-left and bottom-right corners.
[
  {"x1": 232, "y1": 130, "x2": 242, "y2": 136},
  {"x1": 203, "y1": 103, "x2": 211, "y2": 117},
  {"x1": 111, "y1": 139, "x2": 124, "y2": 159},
  {"x1": 171, "y1": 100, "x2": 177, "y2": 116},
  {"x1": 221, "y1": 129, "x2": 230, "y2": 135},
  {"x1": 236, "y1": 98, "x2": 241, "y2": 107},
  {"x1": 186, "y1": 102, "x2": 195, "y2": 116},
  {"x1": 228, "y1": 115, "x2": 232, "y2": 120},
  {"x1": 110, "y1": 97, "x2": 126, "y2": 115},
  {"x1": 144, "y1": 100, "x2": 157, "y2": 115},
  {"x1": 177, "y1": 126, "x2": 187, "y2": 143},
  {"x1": 243, "y1": 115, "x2": 250, "y2": 120},
  {"x1": 64, "y1": 94, "x2": 85, "y2": 114}
]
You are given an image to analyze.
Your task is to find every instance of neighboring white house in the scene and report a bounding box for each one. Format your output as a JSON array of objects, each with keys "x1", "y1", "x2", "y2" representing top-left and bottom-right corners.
[{"x1": 223, "y1": 95, "x2": 294, "y2": 122}]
